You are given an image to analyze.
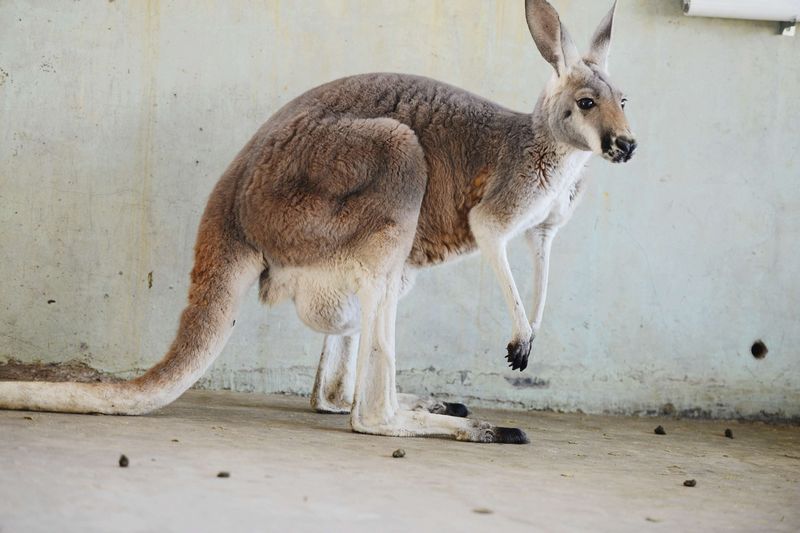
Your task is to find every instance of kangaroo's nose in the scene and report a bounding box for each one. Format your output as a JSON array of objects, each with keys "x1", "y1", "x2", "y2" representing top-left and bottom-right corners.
[{"x1": 615, "y1": 137, "x2": 637, "y2": 159}]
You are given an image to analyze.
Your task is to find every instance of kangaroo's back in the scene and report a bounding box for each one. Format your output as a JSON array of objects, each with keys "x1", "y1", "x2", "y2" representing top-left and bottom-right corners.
[{"x1": 238, "y1": 72, "x2": 534, "y2": 267}]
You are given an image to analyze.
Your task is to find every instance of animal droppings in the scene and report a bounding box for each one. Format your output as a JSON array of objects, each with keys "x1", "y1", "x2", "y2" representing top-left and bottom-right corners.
[
  {"x1": 683, "y1": 479, "x2": 696, "y2": 487},
  {"x1": 654, "y1": 425, "x2": 666, "y2": 435},
  {"x1": 392, "y1": 449, "x2": 406, "y2": 458},
  {"x1": 217, "y1": 471, "x2": 230, "y2": 478},
  {"x1": 118, "y1": 454, "x2": 129, "y2": 467},
  {"x1": 724, "y1": 428, "x2": 733, "y2": 439}
]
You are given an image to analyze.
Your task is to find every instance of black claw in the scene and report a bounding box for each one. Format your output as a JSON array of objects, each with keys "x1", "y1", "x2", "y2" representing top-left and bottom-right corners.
[
  {"x1": 505, "y1": 338, "x2": 532, "y2": 372},
  {"x1": 443, "y1": 402, "x2": 469, "y2": 418},
  {"x1": 493, "y1": 427, "x2": 530, "y2": 445}
]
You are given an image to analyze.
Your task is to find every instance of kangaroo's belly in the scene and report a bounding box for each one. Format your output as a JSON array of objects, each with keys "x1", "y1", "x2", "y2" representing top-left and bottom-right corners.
[{"x1": 260, "y1": 264, "x2": 418, "y2": 335}]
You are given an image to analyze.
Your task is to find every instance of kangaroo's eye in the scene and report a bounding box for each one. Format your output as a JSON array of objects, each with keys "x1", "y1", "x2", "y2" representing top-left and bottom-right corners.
[
  {"x1": 621, "y1": 98, "x2": 628, "y2": 109},
  {"x1": 577, "y1": 98, "x2": 595, "y2": 110}
]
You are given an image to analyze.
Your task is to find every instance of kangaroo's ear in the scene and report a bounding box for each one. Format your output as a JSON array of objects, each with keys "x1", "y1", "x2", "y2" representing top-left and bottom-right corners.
[
  {"x1": 585, "y1": 1, "x2": 617, "y2": 72},
  {"x1": 525, "y1": 0, "x2": 580, "y2": 77}
]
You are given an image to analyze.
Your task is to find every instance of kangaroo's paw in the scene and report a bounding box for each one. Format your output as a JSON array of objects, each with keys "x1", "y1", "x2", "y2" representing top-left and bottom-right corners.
[
  {"x1": 480, "y1": 426, "x2": 530, "y2": 444},
  {"x1": 441, "y1": 402, "x2": 470, "y2": 417},
  {"x1": 352, "y1": 410, "x2": 529, "y2": 444},
  {"x1": 397, "y1": 393, "x2": 469, "y2": 417},
  {"x1": 506, "y1": 336, "x2": 533, "y2": 371},
  {"x1": 455, "y1": 420, "x2": 530, "y2": 444},
  {"x1": 454, "y1": 418, "x2": 529, "y2": 444}
]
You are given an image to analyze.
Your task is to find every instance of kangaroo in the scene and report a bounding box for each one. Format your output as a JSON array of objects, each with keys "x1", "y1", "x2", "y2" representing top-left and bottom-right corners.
[{"x1": 0, "y1": 0, "x2": 635, "y2": 444}]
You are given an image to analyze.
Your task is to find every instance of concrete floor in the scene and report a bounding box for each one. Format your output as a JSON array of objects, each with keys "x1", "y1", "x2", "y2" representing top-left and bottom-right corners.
[{"x1": 1, "y1": 391, "x2": 798, "y2": 532}]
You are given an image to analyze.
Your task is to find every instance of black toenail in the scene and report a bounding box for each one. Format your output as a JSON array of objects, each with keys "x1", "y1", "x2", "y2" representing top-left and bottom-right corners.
[{"x1": 493, "y1": 427, "x2": 529, "y2": 444}]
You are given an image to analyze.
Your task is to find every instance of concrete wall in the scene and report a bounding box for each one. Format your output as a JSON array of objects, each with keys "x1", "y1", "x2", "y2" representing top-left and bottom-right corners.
[{"x1": 1, "y1": 0, "x2": 798, "y2": 418}]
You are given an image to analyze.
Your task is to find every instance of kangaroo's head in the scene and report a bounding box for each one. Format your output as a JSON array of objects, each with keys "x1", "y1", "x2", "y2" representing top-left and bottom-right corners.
[{"x1": 526, "y1": 0, "x2": 636, "y2": 163}]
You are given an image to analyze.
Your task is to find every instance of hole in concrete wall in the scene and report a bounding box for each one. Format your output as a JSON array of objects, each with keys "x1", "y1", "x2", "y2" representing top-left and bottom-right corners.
[{"x1": 750, "y1": 340, "x2": 768, "y2": 359}]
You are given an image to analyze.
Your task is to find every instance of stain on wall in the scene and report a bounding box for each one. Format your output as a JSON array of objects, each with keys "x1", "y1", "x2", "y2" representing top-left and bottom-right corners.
[{"x1": 0, "y1": 358, "x2": 120, "y2": 383}]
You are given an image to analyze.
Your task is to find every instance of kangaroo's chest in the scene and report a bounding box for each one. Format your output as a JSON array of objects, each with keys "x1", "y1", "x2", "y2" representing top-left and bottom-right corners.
[{"x1": 515, "y1": 151, "x2": 591, "y2": 232}]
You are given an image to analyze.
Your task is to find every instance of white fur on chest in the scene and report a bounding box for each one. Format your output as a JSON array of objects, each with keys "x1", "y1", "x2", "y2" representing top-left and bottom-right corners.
[{"x1": 517, "y1": 150, "x2": 591, "y2": 235}]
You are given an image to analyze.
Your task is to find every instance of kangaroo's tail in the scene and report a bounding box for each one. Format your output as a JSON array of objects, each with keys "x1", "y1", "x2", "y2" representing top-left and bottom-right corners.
[{"x1": 0, "y1": 170, "x2": 263, "y2": 415}]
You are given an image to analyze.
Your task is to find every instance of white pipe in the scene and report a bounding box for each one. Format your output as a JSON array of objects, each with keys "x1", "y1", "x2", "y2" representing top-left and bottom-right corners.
[{"x1": 683, "y1": 0, "x2": 800, "y2": 21}]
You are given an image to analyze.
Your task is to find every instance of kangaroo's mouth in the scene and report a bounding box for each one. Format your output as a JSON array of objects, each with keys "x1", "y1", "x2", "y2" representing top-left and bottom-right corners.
[
  {"x1": 604, "y1": 148, "x2": 635, "y2": 163},
  {"x1": 602, "y1": 137, "x2": 637, "y2": 163}
]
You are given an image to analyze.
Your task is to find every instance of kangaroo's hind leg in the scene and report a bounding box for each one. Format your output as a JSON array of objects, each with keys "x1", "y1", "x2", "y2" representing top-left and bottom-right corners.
[
  {"x1": 350, "y1": 267, "x2": 527, "y2": 443},
  {"x1": 309, "y1": 267, "x2": 469, "y2": 417},
  {"x1": 311, "y1": 335, "x2": 469, "y2": 417},
  {"x1": 312, "y1": 334, "x2": 358, "y2": 414}
]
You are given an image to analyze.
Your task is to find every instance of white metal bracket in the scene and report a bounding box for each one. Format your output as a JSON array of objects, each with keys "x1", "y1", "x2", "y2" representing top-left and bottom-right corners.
[{"x1": 779, "y1": 20, "x2": 796, "y2": 36}]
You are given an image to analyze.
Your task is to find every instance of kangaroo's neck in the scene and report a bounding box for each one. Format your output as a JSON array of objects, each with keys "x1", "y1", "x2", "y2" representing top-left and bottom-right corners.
[
  {"x1": 536, "y1": 102, "x2": 592, "y2": 182},
  {"x1": 487, "y1": 104, "x2": 590, "y2": 193}
]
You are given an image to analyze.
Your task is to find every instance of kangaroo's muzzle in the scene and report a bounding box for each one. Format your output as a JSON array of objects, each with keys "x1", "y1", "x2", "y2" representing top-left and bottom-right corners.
[{"x1": 603, "y1": 134, "x2": 637, "y2": 163}]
